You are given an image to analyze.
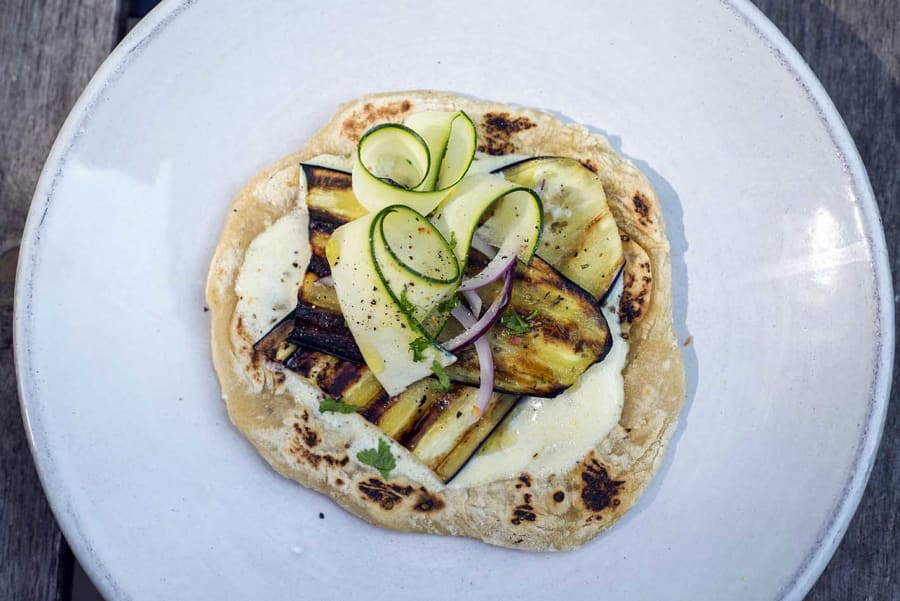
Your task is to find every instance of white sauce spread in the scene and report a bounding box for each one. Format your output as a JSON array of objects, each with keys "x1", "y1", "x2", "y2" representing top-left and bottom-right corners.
[
  {"x1": 234, "y1": 209, "x2": 310, "y2": 341},
  {"x1": 235, "y1": 158, "x2": 627, "y2": 489}
]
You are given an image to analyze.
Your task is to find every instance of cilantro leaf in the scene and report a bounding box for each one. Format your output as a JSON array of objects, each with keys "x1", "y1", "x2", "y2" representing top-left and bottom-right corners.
[
  {"x1": 431, "y1": 360, "x2": 451, "y2": 392},
  {"x1": 398, "y1": 287, "x2": 416, "y2": 315},
  {"x1": 500, "y1": 308, "x2": 531, "y2": 335},
  {"x1": 356, "y1": 439, "x2": 396, "y2": 479},
  {"x1": 448, "y1": 231, "x2": 458, "y2": 249},
  {"x1": 437, "y1": 293, "x2": 460, "y2": 313},
  {"x1": 409, "y1": 336, "x2": 431, "y2": 362},
  {"x1": 319, "y1": 397, "x2": 364, "y2": 414}
]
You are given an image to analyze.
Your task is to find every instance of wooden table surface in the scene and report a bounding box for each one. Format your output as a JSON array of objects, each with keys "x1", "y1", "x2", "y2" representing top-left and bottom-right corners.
[{"x1": 1, "y1": 1, "x2": 897, "y2": 599}]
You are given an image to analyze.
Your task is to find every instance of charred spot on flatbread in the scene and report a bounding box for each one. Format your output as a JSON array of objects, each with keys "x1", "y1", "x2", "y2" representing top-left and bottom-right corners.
[
  {"x1": 580, "y1": 159, "x2": 599, "y2": 174},
  {"x1": 289, "y1": 422, "x2": 349, "y2": 469},
  {"x1": 512, "y1": 493, "x2": 538, "y2": 525},
  {"x1": 297, "y1": 422, "x2": 319, "y2": 448},
  {"x1": 248, "y1": 348, "x2": 262, "y2": 372},
  {"x1": 631, "y1": 191, "x2": 654, "y2": 227},
  {"x1": 358, "y1": 478, "x2": 415, "y2": 510},
  {"x1": 341, "y1": 100, "x2": 414, "y2": 142},
  {"x1": 515, "y1": 473, "x2": 532, "y2": 489},
  {"x1": 235, "y1": 315, "x2": 251, "y2": 343},
  {"x1": 477, "y1": 112, "x2": 536, "y2": 155},
  {"x1": 413, "y1": 489, "x2": 446, "y2": 513},
  {"x1": 619, "y1": 270, "x2": 650, "y2": 323},
  {"x1": 553, "y1": 491, "x2": 566, "y2": 503},
  {"x1": 579, "y1": 457, "x2": 624, "y2": 513},
  {"x1": 619, "y1": 237, "x2": 652, "y2": 325}
]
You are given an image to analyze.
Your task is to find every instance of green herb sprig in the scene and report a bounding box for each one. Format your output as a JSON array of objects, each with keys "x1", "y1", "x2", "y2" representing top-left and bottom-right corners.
[
  {"x1": 319, "y1": 397, "x2": 364, "y2": 414},
  {"x1": 356, "y1": 439, "x2": 396, "y2": 479},
  {"x1": 500, "y1": 308, "x2": 534, "y2": 334},
  {"x1": 409, "y1": 336, "x2": 431, "y2": 362},
  {"x1": 431, "y1": 360, "x2": 451, "y2": 392}
]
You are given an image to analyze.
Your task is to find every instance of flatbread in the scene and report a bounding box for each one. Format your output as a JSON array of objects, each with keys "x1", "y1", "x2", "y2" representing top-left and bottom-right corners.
[{"x1": 206, "y1": 91, "x2": 685, "y2": 550}]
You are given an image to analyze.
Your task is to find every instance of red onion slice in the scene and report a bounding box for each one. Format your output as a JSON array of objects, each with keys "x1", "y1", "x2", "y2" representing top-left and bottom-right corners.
[
  {"x1": 449, "y1": 304, "x2": 495, "y2": 422},
  {"x1": 462, "y1": 289, "x2": 483, "y2": 318},
  {"x1": 458, "y1": 246, "x2": 517, "y2": 291},
  {"x1": 470, "y1": 233, "x2": 497, "y2": 258},
  {"x1": 444, "y1": 266, "x2": 514, "y2": 351}
]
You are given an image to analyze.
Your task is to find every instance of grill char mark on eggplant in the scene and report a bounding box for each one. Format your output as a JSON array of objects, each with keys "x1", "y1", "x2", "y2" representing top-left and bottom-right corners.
[{"x1": 287, "y1": 303, "x2": 365, "y2": 364}]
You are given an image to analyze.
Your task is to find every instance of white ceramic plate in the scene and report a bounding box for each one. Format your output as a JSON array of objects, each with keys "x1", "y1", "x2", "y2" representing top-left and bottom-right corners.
[{"x1": 15, "y1": 1, "x2": 892, "y2": 599}]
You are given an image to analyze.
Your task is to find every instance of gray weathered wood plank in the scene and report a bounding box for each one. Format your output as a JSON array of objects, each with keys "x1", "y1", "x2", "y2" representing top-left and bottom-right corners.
[
  {"x1": 751, "y1": 1, "x2": 900, "y2": 599},
  {"x1": 0, "y1": 1, "x2": 122, "y2": 600}
]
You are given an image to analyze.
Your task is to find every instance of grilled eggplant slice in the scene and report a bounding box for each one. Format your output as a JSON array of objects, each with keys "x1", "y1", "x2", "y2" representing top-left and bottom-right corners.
[
  {"x1": 403, "y1": 386, "x2": 519, "y2": 479},
  {"x1": 303, "y1": 164, "x2": 367, "y2": 223},
  {"x1": 299, "y1": 273, "x2": 341, "y2": 312},
  {"x1": 287, "y1": 302, "x2": 364, "y2": 364},
  {"x1": 284, "y1": 348, "x2": 378, "y2": 408},
  {"x1": 363, "y1": 379, "x2": 434, "y2": 439},
  {"x1": 432, "y1": 393, "x2": 518, "y2": 481},
  {"x1": 364, "y1": 380, "x2": 518, "y2": 480},
  {"x1": 496, "y1": 157, "x2": 624, "y2": 300},
  {"x1": 445, "y1": 252, "x2": 612, "y2": 396},
  {"x1": 295, "y1": 261, "x2": 611, "y2": 396},
  {"x1": 253, "y1": 311, "x2": 297, "y2": 359},
  {"x1": 303, "y1": 164, "x2": 367, "y2": 278}
]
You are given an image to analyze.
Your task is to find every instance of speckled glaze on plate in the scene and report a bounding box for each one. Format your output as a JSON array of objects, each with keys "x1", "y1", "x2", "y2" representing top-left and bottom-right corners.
[{"x1": 14, "y1": 1, "x2": 892, "y2": 599}]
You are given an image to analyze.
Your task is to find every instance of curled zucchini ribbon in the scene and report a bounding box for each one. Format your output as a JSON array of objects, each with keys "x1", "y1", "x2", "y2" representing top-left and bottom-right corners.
[
  {"x1": 332, "y1": 113, "x2": 544, "y2": 395},
  {"x1": 352, "y1": 111, "x2": 477, "y2": 214},
  {"x1": 430, "y1": 173, "x2": 543, "y2": 289}
]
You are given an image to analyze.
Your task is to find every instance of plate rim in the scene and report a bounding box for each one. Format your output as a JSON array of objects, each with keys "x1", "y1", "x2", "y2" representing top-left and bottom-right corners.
[{"x1": 12, "y1": 1, "x2": 894, "y2": 599}]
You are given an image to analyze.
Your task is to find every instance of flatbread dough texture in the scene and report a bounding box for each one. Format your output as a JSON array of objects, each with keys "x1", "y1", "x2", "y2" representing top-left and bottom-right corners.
[{"x1": 206, "y1": 91, "x2": 685, "y2": 551}]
